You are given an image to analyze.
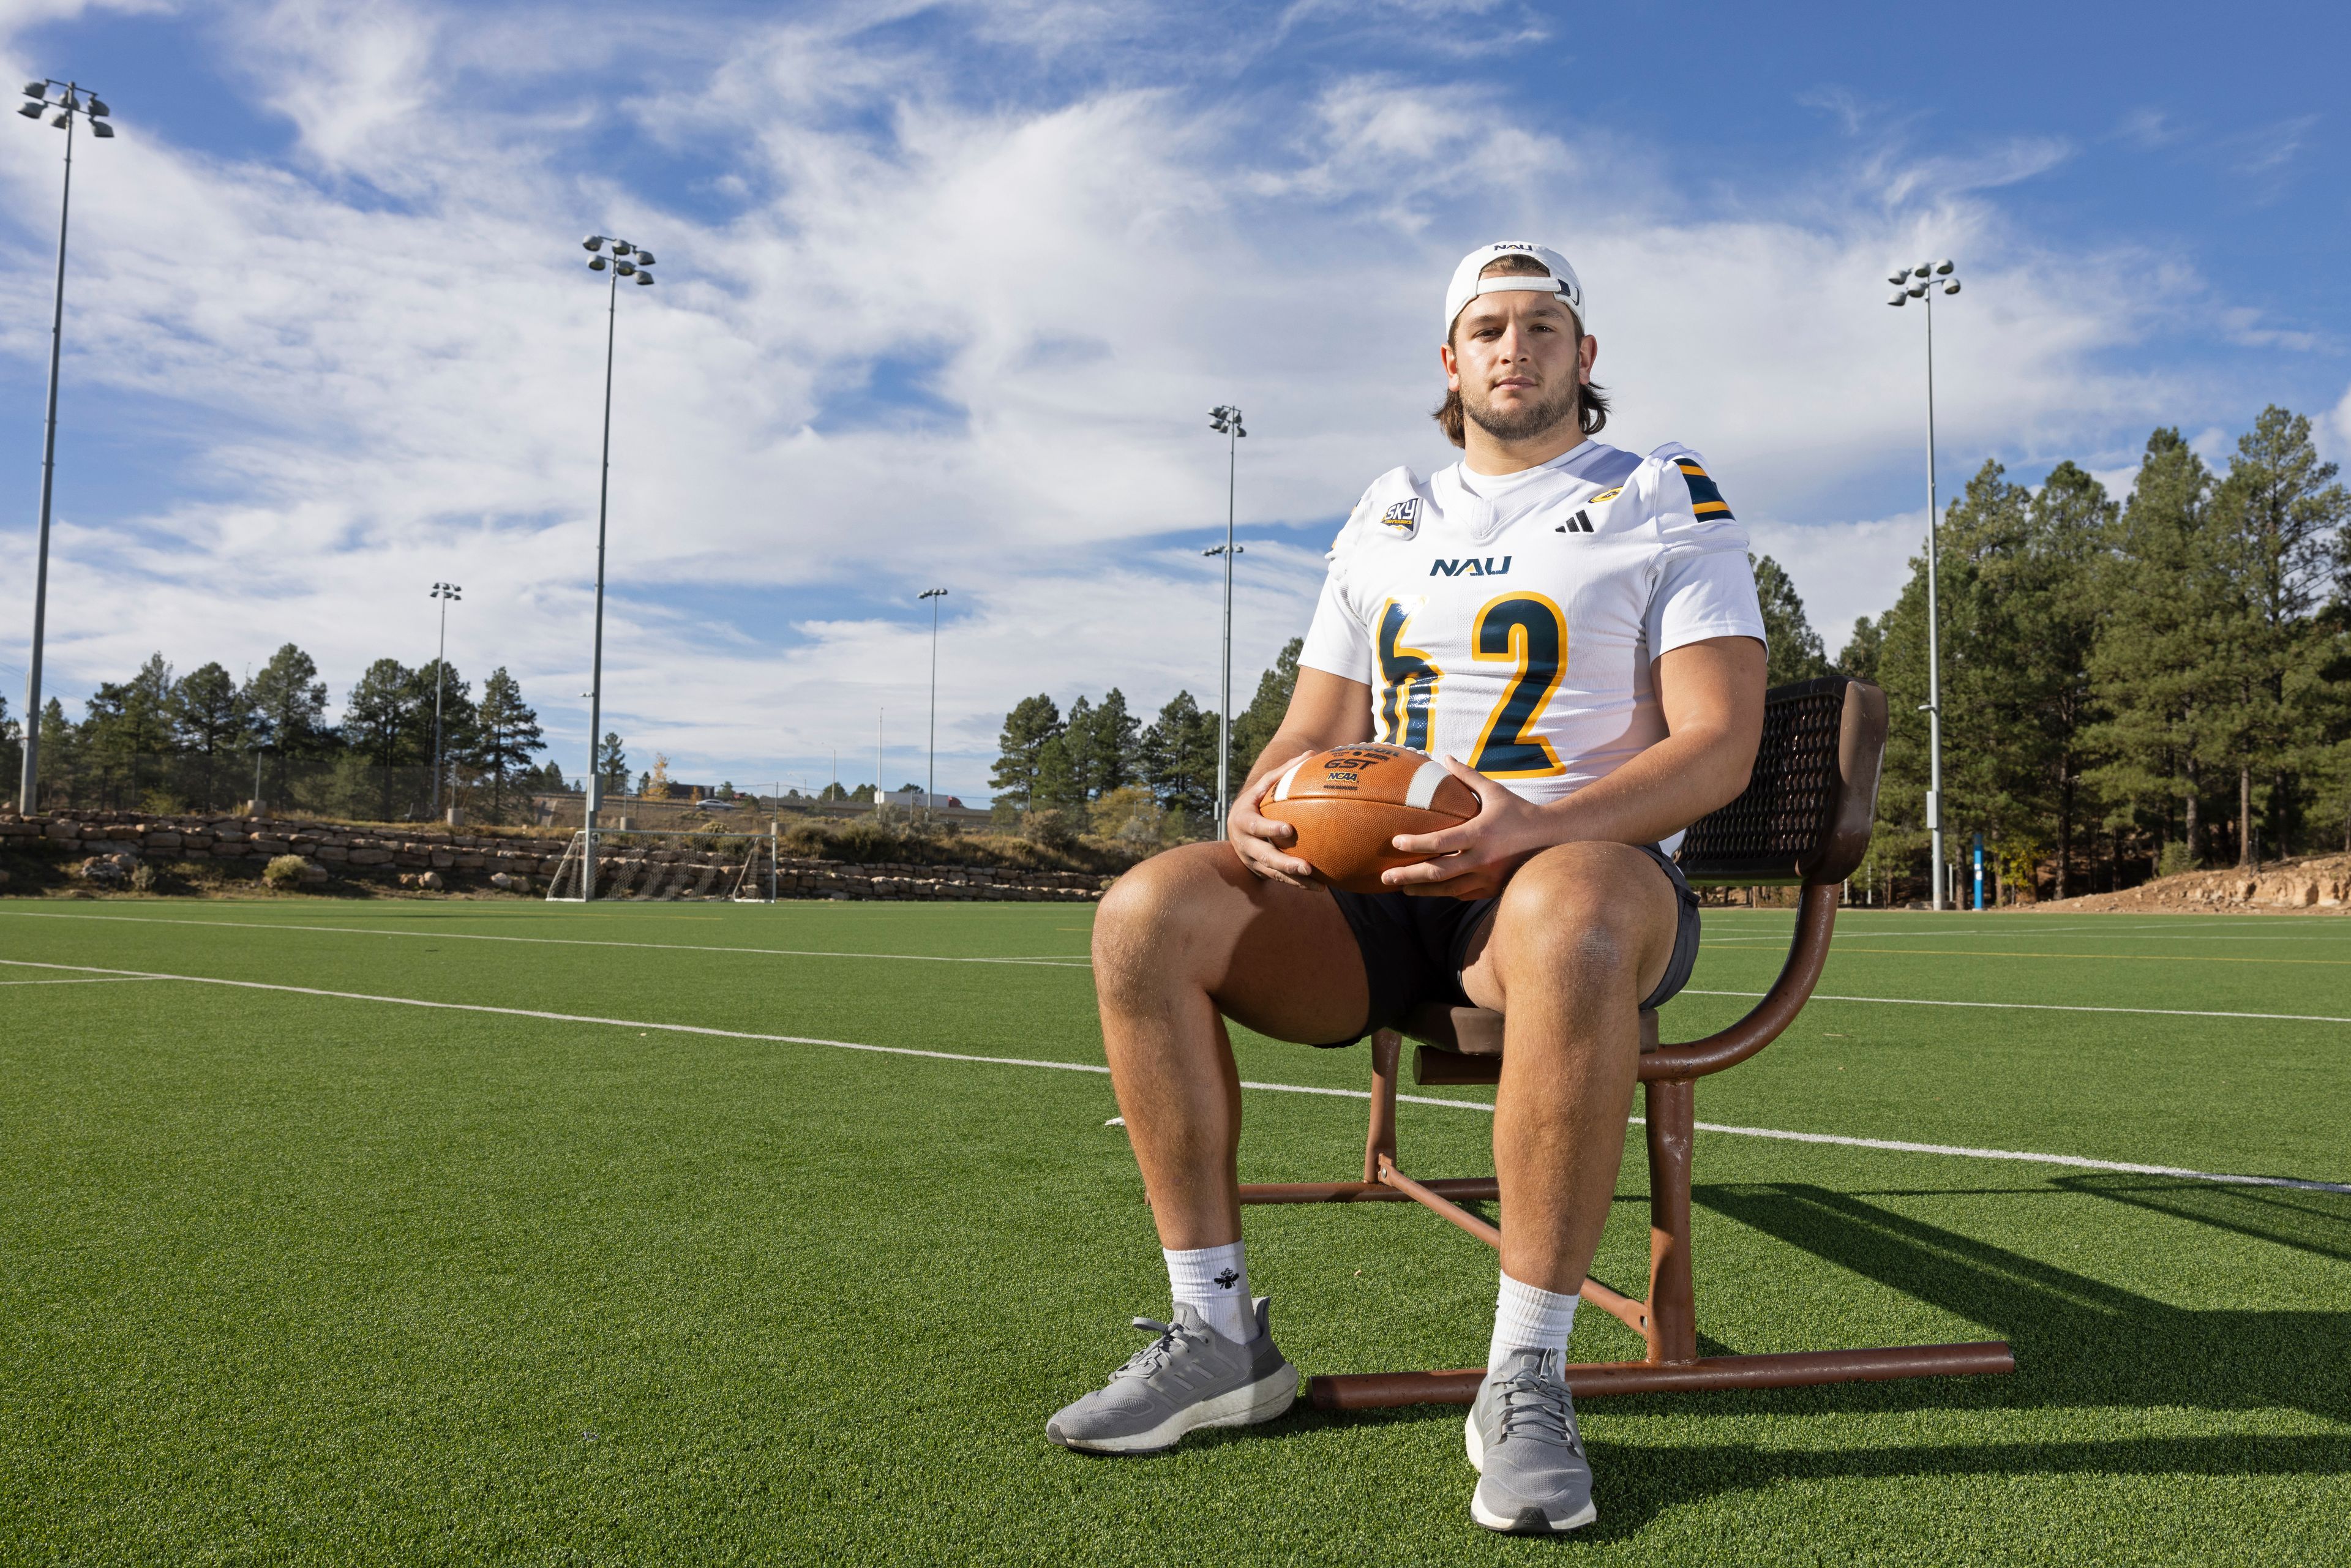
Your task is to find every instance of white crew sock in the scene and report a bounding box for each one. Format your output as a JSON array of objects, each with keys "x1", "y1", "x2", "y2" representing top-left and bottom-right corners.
[
  {"x1": 1164, "y1": 1241, "x2": 1253, "y2": 1343},
  {"x1": 1488, "y1": 1271, "x2": 1578, "y2": 1371}
]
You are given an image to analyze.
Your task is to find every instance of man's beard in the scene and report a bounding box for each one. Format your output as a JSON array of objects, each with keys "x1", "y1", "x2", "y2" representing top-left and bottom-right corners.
[{"x1": 1464, "y1": 373, "x2": 1582, "y2": 443}]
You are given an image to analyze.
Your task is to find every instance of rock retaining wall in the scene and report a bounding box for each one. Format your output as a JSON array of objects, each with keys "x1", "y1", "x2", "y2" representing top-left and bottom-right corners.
[
  {"x1": 2031, "y1": 853, "x2": 2351, "y2": 914},
  {"x1": 0, "y1": 812, "x2": 1112, "y2": 902}
]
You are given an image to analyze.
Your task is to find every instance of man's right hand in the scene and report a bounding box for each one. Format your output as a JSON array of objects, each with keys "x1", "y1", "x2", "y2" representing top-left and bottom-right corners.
[{"x1": 1227, "y1": 772, "x2": 1318, "y2": 886}]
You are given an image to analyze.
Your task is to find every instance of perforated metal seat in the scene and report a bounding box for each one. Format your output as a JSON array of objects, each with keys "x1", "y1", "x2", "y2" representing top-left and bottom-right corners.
[{"x1": 1238, "y1": 676, "x2": 2017, "y2": 1406}]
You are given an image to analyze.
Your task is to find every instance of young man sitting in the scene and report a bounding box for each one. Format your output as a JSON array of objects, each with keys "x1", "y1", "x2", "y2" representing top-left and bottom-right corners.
[{"x1": 1048, "y1": 241, "x2": 1767, "y2": 1536}]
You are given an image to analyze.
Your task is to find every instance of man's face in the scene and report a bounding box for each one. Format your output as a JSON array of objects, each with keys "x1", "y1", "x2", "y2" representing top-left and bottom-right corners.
[{"x1": 1441, "y1": 290, "x2": 1596, "y2": 443}]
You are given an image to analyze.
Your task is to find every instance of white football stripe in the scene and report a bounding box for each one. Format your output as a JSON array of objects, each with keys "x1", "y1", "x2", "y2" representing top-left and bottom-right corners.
[
  {"x1": 7, "y1": 957, "x2": 2345, "y2": 1194},
  {"x1": 1404, "y1": 758, "x2": 1446, "y2": 811},
  {"x1": 1272, "y1": 757, "x2": 1308, "y2": 802}
]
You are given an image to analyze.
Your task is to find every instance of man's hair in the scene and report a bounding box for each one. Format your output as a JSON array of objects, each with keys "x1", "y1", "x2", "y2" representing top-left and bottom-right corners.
[{"x1": 1434, "y1": 253, "x2": 1610, "y2": 447}]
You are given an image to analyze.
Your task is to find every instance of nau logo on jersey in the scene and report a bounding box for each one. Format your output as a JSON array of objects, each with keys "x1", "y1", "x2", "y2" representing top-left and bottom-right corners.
[
  {"x1": 1677, "y1": 460, "x2": 1735, "y2": 520},
  {"x1": 1430, "y1": 556, "x2": 1511, "y2": 577},
  {"x1": 1380, "y1": 498, "x2": 1422, "y2": 539}
]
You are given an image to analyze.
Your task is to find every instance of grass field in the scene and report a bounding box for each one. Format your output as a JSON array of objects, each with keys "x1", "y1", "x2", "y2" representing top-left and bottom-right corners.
[{"x1": 3, "y1": 896, "x2": 2348, "y2": 1565}]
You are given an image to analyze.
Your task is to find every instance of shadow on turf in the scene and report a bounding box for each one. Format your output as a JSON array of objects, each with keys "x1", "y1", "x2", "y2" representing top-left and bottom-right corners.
[
  {"x1": 1241, "y1": 1181, "x2": 2350, "y2": 1532},
  {"x1": 2054, "y1": 1174, "x2": 2351, "y2": 1264},
  {"x1": 1687, "y1": 1183, "x2": 2351, "y2": 1429}
]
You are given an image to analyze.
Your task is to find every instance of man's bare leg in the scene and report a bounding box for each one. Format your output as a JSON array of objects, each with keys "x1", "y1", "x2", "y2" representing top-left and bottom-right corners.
[
  {"x1": 1090, "y1": 841, "x2": 1369, "y2": 1250},
  {"x1": 1452, "y1": 842, "x2": 1679, "y2": 1531},
  {"x1": 1459, "y1": 841, "x2": 1679, "y2": 1292},
  {"x1": 1044, "y1": 842, "x2": 1367, "y2": 1455}
]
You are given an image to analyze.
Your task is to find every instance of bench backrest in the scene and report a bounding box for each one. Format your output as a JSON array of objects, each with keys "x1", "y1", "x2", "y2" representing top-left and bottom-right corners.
[{"x1": 1675, "y1": 676, "x2": 1886, "y2": 889}]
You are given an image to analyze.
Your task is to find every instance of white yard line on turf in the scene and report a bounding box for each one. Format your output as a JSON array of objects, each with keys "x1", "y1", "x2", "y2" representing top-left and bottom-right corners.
[
  {"x1": 0, "y1": 910, "x2": 1092, "y2": 967},
  {"x1": 1682, "y1": 988, "x2": 2351, "y2": 1025},
  {"x1": 0, "y1": 975, "x2": 165, "y2": 987},
  {"x1": 8, "y1": 956, "x2": 2345, "y2": 1198}
]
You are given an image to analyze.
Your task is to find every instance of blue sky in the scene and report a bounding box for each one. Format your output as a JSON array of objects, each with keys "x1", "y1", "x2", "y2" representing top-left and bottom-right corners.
[{"x1": 1, "y1": 0, "x2": 2344, "y2": 801}]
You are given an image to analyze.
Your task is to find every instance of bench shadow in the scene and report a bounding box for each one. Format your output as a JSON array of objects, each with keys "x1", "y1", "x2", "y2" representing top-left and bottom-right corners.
[
  {"x1": 1577, "y1": 1431, "x2": 2351, "y2": 1540},
  {"x1": 1263, "y1": 1179, "x2": 2350, "y2": 1523},
  {"x1": 1685, "y1": 1182, "x2": 2351, "y2": 1427},
  {"x1": 2052, "y1": 1173, "x2": 2351, "y2": 1264}
]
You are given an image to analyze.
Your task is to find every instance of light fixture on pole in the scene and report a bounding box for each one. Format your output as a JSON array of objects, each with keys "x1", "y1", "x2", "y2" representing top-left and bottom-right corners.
[
  {"x1": 919, "y1": 588, "x2": 948, "y2": 822},
  {"x1": 576, "y1": 233, "x2": 660, "y2": 899},
  {"x1": 1205, "y1": 404, "x2": 1247, "y2": 837},
  {"x1": 13, "y1": 78, "x2": 114, "y2": 814},
  {"x1": 1885, "y1": 258, "x2": 1961, "y2": 910},
  {"x1": 428, "y1": 582, "x2": 462, "y2": 816}
]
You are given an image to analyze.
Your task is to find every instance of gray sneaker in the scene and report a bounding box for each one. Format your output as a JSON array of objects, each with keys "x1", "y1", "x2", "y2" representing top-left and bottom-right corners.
[
  {"x1": 1045, "y1": 1297, "x2": 1298, "y2": 1455},
  {"x1": 1465, "y1": 1348, "x2": 1597, "y2": 1534}
]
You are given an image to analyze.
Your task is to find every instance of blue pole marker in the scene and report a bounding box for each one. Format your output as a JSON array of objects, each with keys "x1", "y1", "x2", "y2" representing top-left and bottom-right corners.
[{"x1": 1973, "y1": 831, "x2": 1986, "y2": 910}]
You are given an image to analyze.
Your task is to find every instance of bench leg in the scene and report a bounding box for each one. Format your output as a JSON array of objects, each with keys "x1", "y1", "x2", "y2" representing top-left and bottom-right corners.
[
  {"x1": 1362, "y1": 1029, "x2": 1401, "y2": 1184},
  {"x1": 1644, "y1": 1075, "x2": 1698, "y2": 1364},
  {"x1": 1301, "y1": 1067, "x2": 2015, "y2": 1409}
]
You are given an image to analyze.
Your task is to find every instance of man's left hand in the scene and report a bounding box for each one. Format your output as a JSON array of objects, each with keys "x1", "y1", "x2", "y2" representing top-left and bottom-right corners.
[{"x1": 1382, "y1": 755, "x2": 1559, "y2": 899}]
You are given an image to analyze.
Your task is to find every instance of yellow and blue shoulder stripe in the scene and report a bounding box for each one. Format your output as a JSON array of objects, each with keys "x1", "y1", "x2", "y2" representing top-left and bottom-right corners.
[{"x1": 1675, "y1": 459, "x2": 1734, "y2": 520}]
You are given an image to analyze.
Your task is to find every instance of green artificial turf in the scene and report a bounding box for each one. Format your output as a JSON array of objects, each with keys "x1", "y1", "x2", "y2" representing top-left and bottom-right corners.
[{"x1": 1, "y1": 898, "x2": 2347, "y2": 1564}]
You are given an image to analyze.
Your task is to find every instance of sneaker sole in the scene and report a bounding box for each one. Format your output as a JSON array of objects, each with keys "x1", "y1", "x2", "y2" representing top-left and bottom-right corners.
[
  {"x1": 1464, "y1": 1408, "x2": 1598, "y2": 1533},
  {"x1": 1049, "y1": 1363, "x2": 1299, "y2": 1456},
  {"x1": 1469, "y1": 1495, "x2": 1599, "y2": 1535}
]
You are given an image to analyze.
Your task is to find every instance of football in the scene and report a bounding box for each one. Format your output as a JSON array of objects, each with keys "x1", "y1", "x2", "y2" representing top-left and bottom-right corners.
[{"x1": 1256, "y1": 743, "x2": 1482, "y2": 893}]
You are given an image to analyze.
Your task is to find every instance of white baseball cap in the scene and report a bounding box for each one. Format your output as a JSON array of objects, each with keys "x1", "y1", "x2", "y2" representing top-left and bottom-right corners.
[{"x1": 1444, "y1": 241, "x2": 1588, "y2": 337}]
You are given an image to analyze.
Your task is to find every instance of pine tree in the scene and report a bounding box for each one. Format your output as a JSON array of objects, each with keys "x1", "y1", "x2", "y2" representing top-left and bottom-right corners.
[
  {"x1": 594, "y1": 732, "x2": 628, "y2": 795},
  {"x1": 411, "y1": 659, "x2": 476, "y2": 800},
  {"x1": 989, "y1": 694, "x2": 1063, "y2": 809},
  {"x1": 1084, "y1": 688, "x2": 1141, "y2": 798},
  {"x1": 2191, "y1": 408, "x2": 2350, "y2": 861},
  {"x1": 83, "y1": 654, "x2": 176, "y2": 807},
  {"x1": 244, "y1": 644, "x2": 332, "y2": 808},
  {"x1": 1142, "y1": 691, "x2": 1219, "y2": 825},
  {"x1": 344, "y1": 658, "x2": 422, "y2": 819},
  {"x1": 1750, "y1": 556, "x2": 1830, "y2": 686},
  {"x1": 170, "y1": 662, "x2": 253, "y2": 812},
  {"x1": 0, "y1": 694, "x2": 20, "y2": 794},
  {"x1": 2006, "y1": 462, "x2": 2116, "y2": 896},
  {"x1": 471, "y1": 667, "x2": 546, "y2": 820},
  {"x1": 1875, "y1": 466, "x2": 2011, "y2": 888},
  {"x1": 1231, "y1": 638, "x2": 1304, "y2": 777},
  {"x1": 1837, "y1": 617, "x2": 1882, "y2": 683},
  {"x1": 38, "y1": 699, "x2": 75, "y2": 805}
]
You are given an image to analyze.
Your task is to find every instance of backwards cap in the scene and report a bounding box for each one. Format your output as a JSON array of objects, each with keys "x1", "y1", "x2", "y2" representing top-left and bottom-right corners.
[{"x1": 1444, "y1": 241, "x2": 1588, "y2": 336}]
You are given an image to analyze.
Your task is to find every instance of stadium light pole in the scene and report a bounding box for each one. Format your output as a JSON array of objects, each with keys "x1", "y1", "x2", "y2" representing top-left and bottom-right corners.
[
  {"x1": 1886, "y1": 258, "x2": 1960, "y2": 910},
  {"x1": 1205, "y1": 405, "x2": 1247, "y2": 836},
  {"x1": 13, "y1": 79, "x2": 114, "y2": 814},
  {"x1": 919, "y1": 588, "x2": 947, "y2": 820},
  {"x1": 429, "y1": 582, "x2": 462, "y2": 816},
  {"x1": 576, "y1": 234, "x2": 658, "y2": 899}
]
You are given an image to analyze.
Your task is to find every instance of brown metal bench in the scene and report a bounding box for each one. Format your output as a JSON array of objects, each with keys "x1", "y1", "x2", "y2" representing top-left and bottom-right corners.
[{"x1": 1238, "y1": 675, "x2": 2015, "y2": 1408}]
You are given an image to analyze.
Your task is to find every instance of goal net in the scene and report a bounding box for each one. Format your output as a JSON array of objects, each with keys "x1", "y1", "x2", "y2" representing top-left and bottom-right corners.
[{"x1": 543, "y1": 827, "x2": 778, "y2": 903}]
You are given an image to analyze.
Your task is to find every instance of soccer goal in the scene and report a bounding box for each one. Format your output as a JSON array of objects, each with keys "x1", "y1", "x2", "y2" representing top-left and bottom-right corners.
[{"x1": 543, "y1": 825, "x2": 779, "y2": 903}]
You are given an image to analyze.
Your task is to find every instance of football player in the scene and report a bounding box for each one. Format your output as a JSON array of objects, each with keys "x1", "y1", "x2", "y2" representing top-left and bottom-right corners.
[{"x1": 1048, "y1": 242, "x2": 1766, "y2": 1536}]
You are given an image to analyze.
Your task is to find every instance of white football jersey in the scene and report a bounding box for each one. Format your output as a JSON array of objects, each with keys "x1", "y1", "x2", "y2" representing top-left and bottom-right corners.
[{"x1": 1298, "y1": 439, "x2": 1765, "y2": 833}]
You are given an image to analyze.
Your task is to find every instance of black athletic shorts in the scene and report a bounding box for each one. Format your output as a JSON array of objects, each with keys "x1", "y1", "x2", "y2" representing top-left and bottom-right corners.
[{"x1": 1319, "y1": 844, "x2": 1702, "y2": 1048}]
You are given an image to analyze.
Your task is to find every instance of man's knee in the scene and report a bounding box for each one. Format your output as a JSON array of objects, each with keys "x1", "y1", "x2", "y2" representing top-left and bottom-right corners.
[
  {"x1": 1093, "y1": 843, "x2": 1240, "y2": 1006},
  {"x1": 1491, "y1": 844, "x2": 1667, "y2": 992}
]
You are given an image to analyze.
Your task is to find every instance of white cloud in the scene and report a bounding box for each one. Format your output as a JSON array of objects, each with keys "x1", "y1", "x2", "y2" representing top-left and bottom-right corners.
[
  {"x1": 0, "y1": 1, "x2": 2276, "y2": 797},
  {"x1": 1745, "y1": 514, "x2": 1922, "y2": 651}
]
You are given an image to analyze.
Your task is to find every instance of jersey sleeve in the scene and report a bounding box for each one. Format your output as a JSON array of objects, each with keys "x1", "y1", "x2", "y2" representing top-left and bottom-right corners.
[
  {"x1": 1297, "y1": 479, "x2": 1388, "y2": 681},
  {"x1": 1298, "y1": 566, "x2": 1373, "y2": 680},
  {"x1": 1641, "y1": 445, "x2": 1766, "y2": 658}
]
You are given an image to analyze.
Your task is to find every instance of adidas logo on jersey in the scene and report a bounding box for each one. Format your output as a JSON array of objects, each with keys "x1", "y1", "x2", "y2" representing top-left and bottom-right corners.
[
  {"x1": 1430, "y1": 556, "x2": 1511, "y2": 577},
  {"x1": 1380, "y1": 498, "x2": 1422, "y2": 539},
  {"x1": 1554, "y1": 509, "x2": 1595, "y2": 534}
]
